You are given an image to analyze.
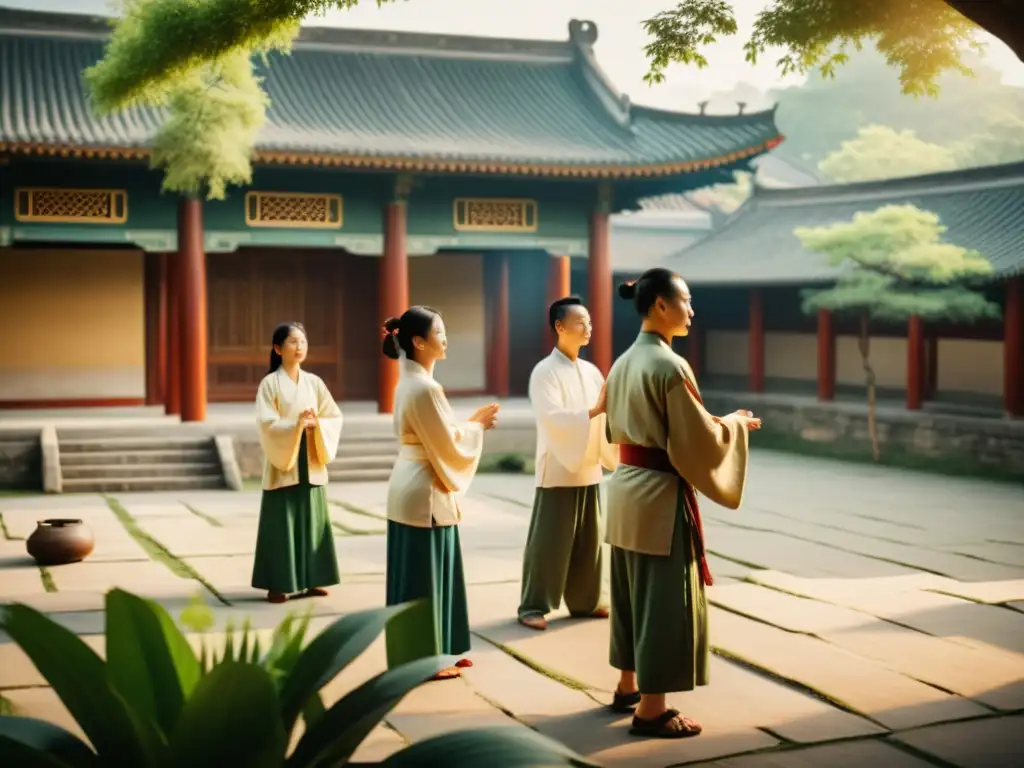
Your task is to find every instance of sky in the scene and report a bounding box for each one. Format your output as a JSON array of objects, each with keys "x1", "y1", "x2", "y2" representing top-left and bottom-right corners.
[{"x1": 10, "y1": 0, "x2": 1024, "y2": 111}]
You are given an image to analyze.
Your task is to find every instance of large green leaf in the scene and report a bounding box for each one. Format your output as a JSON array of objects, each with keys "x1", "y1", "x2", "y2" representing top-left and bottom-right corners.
[
  {"x1": 104, "y1": 589, "x2": 201, "y2": 737},
  {"x1": 263, "y1": 611, "x2": 312, "y2": 690},
  {"x1": 385, "y1": 598, "x2": 440, "y2": 670},
  {"x1": 0, "y1": 604, "x2": 164, "y2": 767},
  {"x1": 287, "y1": 656, "x2": 449, "y2": 768},
  {"x1": 167, "y1": 661, "x2": 287, "y2": 768},
  {"x1": 380, "y1": 726, "x2": 600, "y2": 767},
  {"x1": 0, "y1": 716, "x2": 100, "y2": 768},
  {"x1": 279, "y1": 601, "x2": 422, "y2": 730}
]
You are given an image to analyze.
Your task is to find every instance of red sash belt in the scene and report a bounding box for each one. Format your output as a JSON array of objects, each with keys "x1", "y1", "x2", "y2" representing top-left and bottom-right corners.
[{"x1": 617, "y1": 444, "x2": 714, "y2": 587}]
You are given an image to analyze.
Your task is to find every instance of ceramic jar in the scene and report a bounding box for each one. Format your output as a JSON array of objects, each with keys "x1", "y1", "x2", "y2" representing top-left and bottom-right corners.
[{"x1": 26, "y1": 519, "x2": 95, "y2": 566}]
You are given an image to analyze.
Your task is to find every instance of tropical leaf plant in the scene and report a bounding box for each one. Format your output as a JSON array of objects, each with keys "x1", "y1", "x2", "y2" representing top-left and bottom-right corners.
[{"x1": 0, "y1": 589, "x2": 598, "y2": 767}]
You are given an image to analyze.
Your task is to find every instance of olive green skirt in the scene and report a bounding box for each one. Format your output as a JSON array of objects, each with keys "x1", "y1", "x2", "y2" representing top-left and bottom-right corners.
[
  {"x1": 609, "y1": 488, "x2": 709, "y2": 694},
  {"x1": 251, "y1": 433, "x2": 340, "y2": 594},
  {"x1": 385, "y1": 520, "x2": 471, "y2": 668}
]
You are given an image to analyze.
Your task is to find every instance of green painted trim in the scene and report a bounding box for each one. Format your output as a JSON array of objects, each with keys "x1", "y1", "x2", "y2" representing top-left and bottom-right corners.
[
  {"x1": 0, "y1": 226, "x2": 11, "y2": 247},
  {"x1": 407, "y1": 235, "x2": 587, "y2": 256},
  {"x1": 11, "y1": 226, "x2": 175, "y2": 252}
]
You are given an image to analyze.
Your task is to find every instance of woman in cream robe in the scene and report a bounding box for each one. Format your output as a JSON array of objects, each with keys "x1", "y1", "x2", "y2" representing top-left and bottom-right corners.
[
  {"x1": 251, "y1": 323, "x2": 344, "y2": 604},
  {"x1": 381, "y1": 307, "x2": 499, "y2": 680}
]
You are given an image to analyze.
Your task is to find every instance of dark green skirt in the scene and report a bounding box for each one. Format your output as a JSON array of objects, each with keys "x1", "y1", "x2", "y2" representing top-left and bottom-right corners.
[
  {"x1": 609, "y1": 487, "x2": 709, "y2": 694},
  {"x1": 385, "y1": 520, "x2": 470, "y2": 667},
  {"x1": 251, "y1": 433, "x2": 340, "y2": 593}
]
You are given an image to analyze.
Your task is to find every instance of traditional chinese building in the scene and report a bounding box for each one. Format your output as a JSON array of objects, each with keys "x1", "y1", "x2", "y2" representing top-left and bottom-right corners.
[
  {"x1": 0, "y1": 6, "x2": 782, "y2": 419},
  {"x1": 659, "y1": 162, "x2": 1024, "y2": 418}
]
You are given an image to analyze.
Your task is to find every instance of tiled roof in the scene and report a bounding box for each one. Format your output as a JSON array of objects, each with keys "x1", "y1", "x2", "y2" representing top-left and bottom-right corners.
[
  {"x1": 667, "y1": 162, "x2": 1024, "y2": 284},
  {"x1": 0, "y1": 8, "x2": 782, "y2": 178}
]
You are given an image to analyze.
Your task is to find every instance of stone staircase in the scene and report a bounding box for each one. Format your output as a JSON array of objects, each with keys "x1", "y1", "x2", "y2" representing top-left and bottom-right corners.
[
  {"x1": 57, "y1": 432, "x2": 226, "y2": 493},
  {"x1": 328, "y1": 434, "x2": 398, "y2": 483}
]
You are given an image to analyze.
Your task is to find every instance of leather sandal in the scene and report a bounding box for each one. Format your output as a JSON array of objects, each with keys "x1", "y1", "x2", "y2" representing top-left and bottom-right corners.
[
  {"x1": 629, "y1": 708, "x2": 702, "y2": 738},
  {"x1": 518, "y1": 615, "x2": 548, "y2": 630},
  {"x1": 610, "y1": 689, "x2": 641, "y2": 713}
]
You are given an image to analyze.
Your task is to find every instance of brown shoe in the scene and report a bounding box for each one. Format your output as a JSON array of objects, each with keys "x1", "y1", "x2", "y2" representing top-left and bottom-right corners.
[
  {"x1": 267, "y1": 591, "x2": 288, "y2": 604},
  {"x1": 590, "y1": 605, "x2": 610, "y2": 619},
  {"x1": 518, "y1": 615, "x2": 548, "y2": 631},
  {"x1": 431, "y1": 666, "x2": 462, "y2": 681},
  {"x1": 630, "y1": 709, "x2": 702, "y2": 739}
]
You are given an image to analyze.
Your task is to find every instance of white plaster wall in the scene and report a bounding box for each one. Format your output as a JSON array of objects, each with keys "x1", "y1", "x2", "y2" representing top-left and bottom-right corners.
[
  {"x1": 706, "y1": 330, "x2": 749, "y2": 376},
  {"x1": 765, "y1": 332, "x2": 817, "y2": 381},
  {"x1": 936, "y1": 339, "x2": 1003, "y2": 396},
  {"x1": 836, "y1": 335, "x2": 906, "y2": 389},
  {"x1": 409, "y1": 253, "x2": 486, "y2": 391}
]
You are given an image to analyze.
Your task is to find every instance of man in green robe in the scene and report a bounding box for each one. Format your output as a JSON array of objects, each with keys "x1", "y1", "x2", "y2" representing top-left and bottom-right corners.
[
  {"x1": 604, "y1": 269, "x2": 760, "y2": 738},
  {"x1": 517, "y1": 296, "x2": 619, "y2": 631}
]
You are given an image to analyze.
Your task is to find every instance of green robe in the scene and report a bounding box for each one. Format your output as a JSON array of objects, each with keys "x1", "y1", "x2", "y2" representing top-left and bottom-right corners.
[
  {"x1": 385, "y1": 520, "x2": 471, "y2": 668},
  {"x1": 251, "y1": 433, "x2": 340, "y2": 593},
  {"x1": 518, "y1": 484, "x2": 605, "y2": 620},
  {"x1": 604, "y1": 331, "x2": 751, "y2": 694}
]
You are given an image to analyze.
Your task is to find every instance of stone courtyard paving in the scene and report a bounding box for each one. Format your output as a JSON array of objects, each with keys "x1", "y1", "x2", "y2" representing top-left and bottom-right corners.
[{"x1": 1, "y1": 449, "x2": 1022, "y2": 766}]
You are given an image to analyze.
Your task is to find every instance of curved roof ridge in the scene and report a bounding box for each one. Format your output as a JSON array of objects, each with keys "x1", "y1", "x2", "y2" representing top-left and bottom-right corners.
[
  {"x1": 632, "y1": 103, "x2": 778, "y2": 125},
  {"x1": 752, "y1": 160, "x2": 1024, "y2": 207},
  {"x1": 565, "y1": 20, "x2": 632, "y2": 128}
]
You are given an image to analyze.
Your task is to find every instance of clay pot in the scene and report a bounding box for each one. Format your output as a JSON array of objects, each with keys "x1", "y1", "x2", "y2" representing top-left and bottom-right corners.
[{"x1": 26, "y1": 519, "x2": 95, "y2": 566}]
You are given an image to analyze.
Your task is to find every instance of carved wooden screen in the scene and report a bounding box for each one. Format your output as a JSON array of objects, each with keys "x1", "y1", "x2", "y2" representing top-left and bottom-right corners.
[{"x1": 206, "y1": 248, "x2": 345, "y2": 402}]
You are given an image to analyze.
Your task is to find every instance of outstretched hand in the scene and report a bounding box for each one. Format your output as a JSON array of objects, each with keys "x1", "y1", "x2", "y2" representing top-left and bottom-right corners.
[{"x1": 470, "y1": 402, "x2": 500, "y2": 431}]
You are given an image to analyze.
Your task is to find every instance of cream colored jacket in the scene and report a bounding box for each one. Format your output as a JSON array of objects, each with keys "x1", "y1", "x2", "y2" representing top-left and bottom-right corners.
[
  {"x1": 386, "y1": 357, "x2": 485, "y2": 528},
  {"x1": 529, "y1": 348, "x2": 618, "y2": 488},
  {"x1": 256, "y1": 369, "x2": 343, "y2": 491}
]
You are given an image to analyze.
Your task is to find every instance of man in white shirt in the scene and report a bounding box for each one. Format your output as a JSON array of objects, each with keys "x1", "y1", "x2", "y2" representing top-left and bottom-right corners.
[{"x1": 517, "y1": 296, "x2": 619, "y2": 631}]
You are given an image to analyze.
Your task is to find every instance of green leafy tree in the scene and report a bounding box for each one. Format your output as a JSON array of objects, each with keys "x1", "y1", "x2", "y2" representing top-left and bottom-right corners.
[
  {"x1": 796, "y1": 205, "x2": 999, "y2": 460},
  {"x1": 817, "y1": 125, "x2": 958, "y2": 183},
  {"x1": 950, "y1": 110, "x2": 1024, "y2": 167},
  {"x1": 0, "y1": 589, "x2": 597, "y2": 767}
]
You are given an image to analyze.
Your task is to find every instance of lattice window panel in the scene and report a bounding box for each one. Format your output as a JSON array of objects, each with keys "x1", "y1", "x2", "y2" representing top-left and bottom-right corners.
[
  {"x1": 14, "y1": 188, "x2": 128, "y2": 224},
  {"x1": 453, "y1": 198, "x2": 538, "y2": 232},
  {"x1": 245, "y1": 192, "x2": 343, "y2": 229}
]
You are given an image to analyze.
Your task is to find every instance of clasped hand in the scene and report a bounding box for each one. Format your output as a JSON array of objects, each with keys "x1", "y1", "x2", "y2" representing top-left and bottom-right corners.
[
  {"x1": 298, "y1": 408, "x2": 318, "y2": 430},
  {"x1": 469, "y1": 402, "x2": 500, "y2": 431}
]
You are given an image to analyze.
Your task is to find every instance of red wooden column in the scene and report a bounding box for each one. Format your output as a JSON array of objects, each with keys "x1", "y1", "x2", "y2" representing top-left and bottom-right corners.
[
  {"x1": 178, "y1": 198, "x2": 208, "y2": 422},
  {"x1": 490, "y1": 252, "x2": 510, "y2": 397},
  {"x1": 588, "y1": 188, "x2": 613, "y2": 375},
  {"x1": 906, "y1": 315, "x2": 926, "y2": 411},
  {"x1": 1004, "y1": 276, "x2": 1023, "y2": 417},
  {"x1": 143, "y1": 252, "x2": 167, "y2": 406},
  {"x1": 749, "y1": 288, "x2": 765, "y2": 392},
  {"x1": 816, "y1": 308, "x2": 836, "y2": 401},
  {"x1": 165, "y1": 252, "x2": 181, "y2": 417},
  {"x1": 378, "y1": 200, "x2": 409, "y2": 414},
  {"x1": 545, "y1": 254, "x2": 572, "y2": 351}
]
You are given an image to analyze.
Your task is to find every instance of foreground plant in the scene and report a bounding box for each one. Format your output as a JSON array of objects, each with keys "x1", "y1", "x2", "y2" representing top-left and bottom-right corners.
[{"x1": 0, "y1": 589, "x2": 597, "y2": 767}]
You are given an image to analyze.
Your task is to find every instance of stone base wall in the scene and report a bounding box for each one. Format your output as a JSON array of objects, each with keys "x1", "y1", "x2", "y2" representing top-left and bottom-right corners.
[
  {"x1": 701, "y1": 391, "x2": 1024, "y2": 480},
  {"x1": 0, "y1": 430, "x2": 42, "y2": 490}
]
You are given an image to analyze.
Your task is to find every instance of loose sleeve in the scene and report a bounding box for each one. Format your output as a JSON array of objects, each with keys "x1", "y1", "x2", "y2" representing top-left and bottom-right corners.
[
  {"x1": 256, "y1": 377, "x2": 303, "y2": 473},
  {"x1": 597, "y1": 414, "x2": 620, "y2": 471},
  {"x1": 665, "y1": 375, "x2": 749, "y2": 510},
  {"x1": 406, "y1": 386, "x2": 485, "y2": 496},
  {"x1": 529, "y1": 365, "x2": 591, "y2": 474},
  {"x1": 311, "y1": 377, "x2": 343, "y2": 466}
]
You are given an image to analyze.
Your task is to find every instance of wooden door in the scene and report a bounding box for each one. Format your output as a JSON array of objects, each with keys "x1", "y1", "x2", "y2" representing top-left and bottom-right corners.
[{"x1": 207, "y1": 248, "x2": 345, "y2": 402}]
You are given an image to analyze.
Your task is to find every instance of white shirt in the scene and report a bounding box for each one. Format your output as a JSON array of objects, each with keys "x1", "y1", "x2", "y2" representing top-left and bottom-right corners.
[{"x1": 529, "y1": 348, "x2": 618, "y2": 488}]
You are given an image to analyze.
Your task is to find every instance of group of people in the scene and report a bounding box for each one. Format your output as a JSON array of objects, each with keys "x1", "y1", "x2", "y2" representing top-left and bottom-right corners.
[{"x1": 250, "y1": 266, "x2": 761, "y2": 740}]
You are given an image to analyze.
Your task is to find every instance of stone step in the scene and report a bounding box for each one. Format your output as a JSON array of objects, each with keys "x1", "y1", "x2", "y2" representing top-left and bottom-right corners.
[
  {"x1": 59, "y1": 436, "x2": 213, "y2": 453},
  {"x1": 61, "y1": 475, "x2": 227, "y2": 493},
  {"x1": 328, "y1": 468, "x2": 393, "y2": 483},
  {"x1": 60, "y1": 462, "x2": 223, "y2": 480},
  {"x1": 329, "y1": 454, "x2": 399, "y2": 471},
  {"x1": 336, "y1": 439, "x2": 398, "y2": 457},
  {"x1": 60, "y1": 448, "x2": 216, "y2": 466}
]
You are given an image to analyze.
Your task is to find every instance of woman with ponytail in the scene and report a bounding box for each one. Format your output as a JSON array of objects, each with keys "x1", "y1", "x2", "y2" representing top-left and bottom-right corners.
[
  {"x1": 602, "y1": 269, "x2": 761, "y2": 738},
  {"x1": 251, "y1": 322, "x2": 343, "y2": 604},
  {"x1": 381, "y1": 306, "x2": 500, "y2": 680}
]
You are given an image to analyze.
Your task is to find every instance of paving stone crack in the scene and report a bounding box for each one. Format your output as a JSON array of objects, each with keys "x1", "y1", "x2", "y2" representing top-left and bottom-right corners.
[
  {"x1": 328, "y1": 499, "x2": 387, "y2": 521},
  {"x1": 470, "y1": 631, "x2": 608, "y2": 701},
  {"x1": 181, "y1": 502, "x2": 223, "y2": 527},
  {"x1": 37, "y1": 566, "x2": 56, "y2": 593},
  {"x1": 480, "y1": 492, "x2": 531, "y2": 509},
  {"x1": 0, "y1": 512, "x2": 21, "y2": 541},
  {"x1": 102, "y1": 495, "x2": 231, "y2": 606}
]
